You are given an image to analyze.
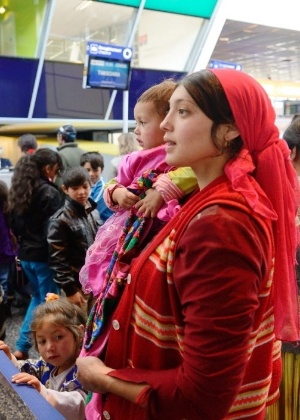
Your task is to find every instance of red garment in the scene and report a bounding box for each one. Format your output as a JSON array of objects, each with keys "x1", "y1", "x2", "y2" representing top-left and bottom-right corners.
[
  {"x1": 96, "y1": 177, "x2": 280, "y2": 420},
  {"x1": 211, "y1": 69, "x2": 299, "y2": 341}
]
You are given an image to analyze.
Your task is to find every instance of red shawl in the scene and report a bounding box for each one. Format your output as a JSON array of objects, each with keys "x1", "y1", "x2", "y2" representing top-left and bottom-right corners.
[{"x1": 211, "y1": 69, "x2": 300, "y2": 341}]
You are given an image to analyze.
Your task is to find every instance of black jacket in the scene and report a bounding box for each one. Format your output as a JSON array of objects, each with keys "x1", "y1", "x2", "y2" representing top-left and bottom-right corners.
[
  {"x1": 11, "y1": 178, "x2": 63, "y2": 262},
  {"x1": 47, "y1": 197, "x2": 102, "y2": 296}
]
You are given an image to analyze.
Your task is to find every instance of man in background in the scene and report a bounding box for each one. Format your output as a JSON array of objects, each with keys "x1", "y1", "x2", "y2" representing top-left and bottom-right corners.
[
  {"x1": 57, "y1": 125, "x2": 86, "y2": 168},
  {"x1": 56, "y1": 125, "x2": 86, "y2": 188}
]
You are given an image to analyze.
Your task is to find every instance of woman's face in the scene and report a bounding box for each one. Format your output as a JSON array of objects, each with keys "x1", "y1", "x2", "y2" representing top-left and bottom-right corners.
[{"x1": 161, "y1": 85, "x2": 219, "y2": 171}]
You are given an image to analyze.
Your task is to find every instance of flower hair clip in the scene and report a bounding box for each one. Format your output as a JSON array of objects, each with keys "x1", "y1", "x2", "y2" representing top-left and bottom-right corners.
[{"x1": 45, "y1": 293, "x2": 60, "y2": 302}]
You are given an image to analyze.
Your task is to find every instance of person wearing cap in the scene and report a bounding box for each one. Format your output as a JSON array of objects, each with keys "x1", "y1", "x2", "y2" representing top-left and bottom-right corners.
[
  {"x1": 17, "y1": 134, "x2": 38, "y2": 156},
  {"x1": 57, "y1": 125, "x2": 86, "y2": 168},
  {"x1": 56, "y1": 125, "x2": 86, "y2": 188}
]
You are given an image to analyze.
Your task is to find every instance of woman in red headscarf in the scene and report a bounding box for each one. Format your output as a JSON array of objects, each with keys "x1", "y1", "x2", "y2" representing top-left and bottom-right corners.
[{"x1": 76, "y1": 69, "x2": 299, "y2": 420}]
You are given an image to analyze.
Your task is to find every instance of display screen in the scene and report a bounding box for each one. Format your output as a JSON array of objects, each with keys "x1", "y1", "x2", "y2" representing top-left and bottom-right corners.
[{"x1": 86, "y1": 56, "x2": 131, "y2": 90}]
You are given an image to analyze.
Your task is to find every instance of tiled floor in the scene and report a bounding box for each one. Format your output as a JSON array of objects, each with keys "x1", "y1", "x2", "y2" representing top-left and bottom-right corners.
[{"x1": 5, "y1": 300, "x2": 39, "y2": 359}]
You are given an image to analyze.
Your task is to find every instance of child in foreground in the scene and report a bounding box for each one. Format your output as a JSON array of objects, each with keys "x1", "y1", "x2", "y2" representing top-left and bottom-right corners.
[
  {"x1": 0, "y1": 296, "x2": 87, "y2": 420},
  {"x1": 79, "y1": 79, "x2": 197, "y2": 302}
]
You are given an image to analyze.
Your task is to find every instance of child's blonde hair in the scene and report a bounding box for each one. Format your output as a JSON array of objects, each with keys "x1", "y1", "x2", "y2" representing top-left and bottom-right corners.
[
  {"x1": 137, "y1": 79, "x2": 177, "y2": 117},
  {"x1": 118, "y1": 132, "x2": 139, "y2": 155},
  {"x1": 31, "y1": 298, "x2": 86, "y2": 351}
]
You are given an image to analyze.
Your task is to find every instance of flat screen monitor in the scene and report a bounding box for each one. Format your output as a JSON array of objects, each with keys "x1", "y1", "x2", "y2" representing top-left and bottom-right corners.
[{"x1": 86, "y1": 56, "x2": 131, "y2": 90}]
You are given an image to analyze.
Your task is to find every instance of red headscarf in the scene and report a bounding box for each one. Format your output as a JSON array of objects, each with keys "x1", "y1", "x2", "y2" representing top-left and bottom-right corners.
[{"x1": 211, "y1": 68, "x2": 300, "y2": 342}]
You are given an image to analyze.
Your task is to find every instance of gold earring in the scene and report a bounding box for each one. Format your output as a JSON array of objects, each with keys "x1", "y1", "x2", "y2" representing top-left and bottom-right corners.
[{"x1": 224, "y1": 138, "x2": 231, "y2": 149}]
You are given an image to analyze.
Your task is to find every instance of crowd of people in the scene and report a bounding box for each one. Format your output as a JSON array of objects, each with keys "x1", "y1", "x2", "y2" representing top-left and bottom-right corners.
[{"x1": 0, "y1": 69, "x2": 300, "y2": 420}]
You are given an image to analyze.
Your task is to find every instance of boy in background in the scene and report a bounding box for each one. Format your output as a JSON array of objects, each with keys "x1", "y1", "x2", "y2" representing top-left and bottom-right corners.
[
  {"x1": 47, "y1": 166, "x2": 101, "y2": 309},
  {"x1": 80, "y1": 152, "x2": 113, "y2": 222}
]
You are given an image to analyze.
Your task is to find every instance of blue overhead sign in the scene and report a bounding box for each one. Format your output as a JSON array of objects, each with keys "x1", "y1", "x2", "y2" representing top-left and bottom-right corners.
[
  {"x1": 83, "y1": 41, "x2": 132, "y2": 90},
  {"x1": 209, "y1": 60, "x2": 242, "y2": 71},
  {"x1": 86, "y1": 41, "x2": 132, "y2": 61}
]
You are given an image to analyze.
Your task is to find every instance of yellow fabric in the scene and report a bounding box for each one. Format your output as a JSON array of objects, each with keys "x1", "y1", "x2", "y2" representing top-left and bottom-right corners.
[
  {"x1": 266, "y1": 351, "x2": 300, "y2": 420},
  {"x1": 105, "y1": 178, "x2": 118, "y2": 188},
  {"x1": 168, "y1": 167, "x2": 198, "y2": 194},
  {"x1": 105, "y1": 167, "x2": 198, "y2": 196}
]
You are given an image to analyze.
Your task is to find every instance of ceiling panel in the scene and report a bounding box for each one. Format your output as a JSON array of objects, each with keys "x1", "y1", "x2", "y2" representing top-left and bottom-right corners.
[{"x1": 211, "y1": 19, "x2": 300, "y2": 82}]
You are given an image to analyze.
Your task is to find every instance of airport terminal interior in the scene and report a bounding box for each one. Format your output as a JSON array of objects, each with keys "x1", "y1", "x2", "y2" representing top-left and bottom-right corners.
[{"x1": 0, "y1": 0, "x2": 300, "y2": 166}]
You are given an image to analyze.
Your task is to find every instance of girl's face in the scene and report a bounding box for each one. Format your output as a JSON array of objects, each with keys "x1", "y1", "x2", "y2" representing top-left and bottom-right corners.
[
  {"x1": 82, "y1": 162, "x2": 102, "y2": 185},
  {"x1": 161, "y1": 85, "x2": 230, "y2": 180},
  {"x1": 133, "y1": 102, "x2": 165, "y2": 150},
  {"x1": 36, "y1": 315, "x2": 80, "y2": 374},
  {"x1": 44, "y1": 163, "x2": 60, "y2": 182}
]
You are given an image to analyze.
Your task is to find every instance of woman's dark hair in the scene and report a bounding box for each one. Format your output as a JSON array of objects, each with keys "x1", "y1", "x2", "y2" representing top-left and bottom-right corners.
[
  {"x1": 62, "y1": 166, "x2": 91, "y2": 188},
  {"x1": 80, "y1": 151, "x2": 104, "y2": 170},
  {"x1": 178, "y1": 70, "x2": 243, "y2": 157},
  {"x1": 8, "y1": 148, "x2": 63, "y2": 214},
  {"x1": 0, "y1": 180, "x2": 9, "y2": 218}
]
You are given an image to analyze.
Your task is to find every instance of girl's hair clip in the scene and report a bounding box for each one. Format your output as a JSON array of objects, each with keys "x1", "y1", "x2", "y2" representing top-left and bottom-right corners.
[{"x1": 45, "y1": 293, "x2": 60, "y2": 302}]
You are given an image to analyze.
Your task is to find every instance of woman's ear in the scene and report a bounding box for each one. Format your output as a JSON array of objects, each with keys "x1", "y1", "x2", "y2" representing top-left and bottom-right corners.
[
  {"x1": 61, "y1": 185, "x2": 68, "y2": 195},
  {"x1": 290, "y1": 146, "x2": 297, "y2": 162},
  {"x1": 43, "y1": 164, "x2": 51, "y2": 177},
  {"x1": 225, "y1": 123, "x2": 240, "y2": 141}
]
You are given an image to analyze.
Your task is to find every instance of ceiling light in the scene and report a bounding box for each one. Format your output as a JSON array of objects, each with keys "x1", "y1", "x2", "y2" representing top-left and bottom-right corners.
[
  {"x1": 75, "y1": 1, "x2": 92, "y2": 12},
  {"x1": 0, "y1": 6, "x2": 7, "y2": 14}
]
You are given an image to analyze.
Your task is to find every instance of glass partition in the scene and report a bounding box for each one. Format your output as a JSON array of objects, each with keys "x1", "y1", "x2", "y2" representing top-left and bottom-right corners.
[
  {"x1": 0, "y1": 0, "x2": 208, "y2": 72},
  {"x1": 136, "y1": 9, "x2": 205, "y2": 71},
  {"x1": 45, "y1": 1, "x2": 136, "y2": 64},
  {"x1": 45, "y1": 0, "x2": 207, "y2": 71}
]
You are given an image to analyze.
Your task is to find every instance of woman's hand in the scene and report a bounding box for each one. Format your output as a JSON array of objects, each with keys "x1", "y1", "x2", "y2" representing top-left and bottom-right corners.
[
  {"x1": 76, "y1": 356, "x2": 149, "y2": 403},
  {"x1": 12, "y1": 372, "x2": 41, "y2": 392},
  {"x1": 67, "y1": 291, "x2": 86, "y2": 307},
  {"x1": 76, "y1": 356, "x2": 114, "y2": 393}
]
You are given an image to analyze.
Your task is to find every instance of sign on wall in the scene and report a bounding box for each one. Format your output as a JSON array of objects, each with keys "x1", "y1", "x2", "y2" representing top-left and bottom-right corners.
[{"x1": 83, "y1": 41, "x2": 133, "y2": 90}]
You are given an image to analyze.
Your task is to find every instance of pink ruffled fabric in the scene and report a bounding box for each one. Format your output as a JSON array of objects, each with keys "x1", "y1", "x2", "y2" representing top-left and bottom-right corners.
[
  {"x1": 79, "y1": 211, "x2": 128, "y2": 296},
  {"x1": 211, "y1": 68, "x2": 300, "y2": 341}
]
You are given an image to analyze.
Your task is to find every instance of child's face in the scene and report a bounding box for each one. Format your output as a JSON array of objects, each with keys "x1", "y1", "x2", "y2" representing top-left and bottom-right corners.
[
  {"x1": 36, "y1": 315, "x2": 79, "y2": 374},
  {"x1": 82, "y1": 162, "x2": 102, "y2": 185},
  {"x1": 134, "y1": 102, "x2": 165, "y2": 150},
  {"x1": 62, "y1": 181, "x2": 91, "y2": 206}
]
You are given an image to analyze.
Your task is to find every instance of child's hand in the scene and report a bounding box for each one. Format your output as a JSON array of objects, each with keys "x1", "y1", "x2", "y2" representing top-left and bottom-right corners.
[
  {"x1": 12, "y1": 372, "x2": 41, "y2": 392},
  {"x1": 112, "y1": 187, "x2": 140, "y2": 210},
  {"x1": 0, "y1": 340, "x2": 13, "y2": 360},
  {"x1": 135, "y1": 188, "x2": 165, "y2": 217}
]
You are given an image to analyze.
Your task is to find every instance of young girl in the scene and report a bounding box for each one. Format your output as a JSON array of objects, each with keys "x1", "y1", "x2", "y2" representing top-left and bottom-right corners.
[
  {"x1": 79, "y1": 79, "x2": 197, "y2": 301},
  {"x1": 8, "y1": 148, "x2": 63, "y2": 360},
  {"x1": 0, "y1": 295, "x2": 87, "y2": 420}
]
